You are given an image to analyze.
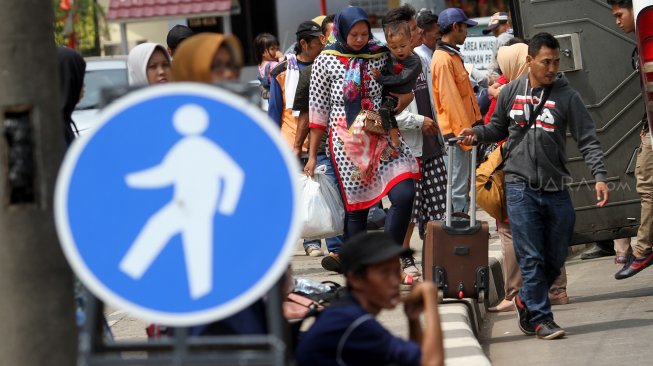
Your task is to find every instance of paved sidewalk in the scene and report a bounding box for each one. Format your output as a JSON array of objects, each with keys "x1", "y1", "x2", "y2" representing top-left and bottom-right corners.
[{"x1": 481, "y1": 253, "x2": 653, "y2": 365}]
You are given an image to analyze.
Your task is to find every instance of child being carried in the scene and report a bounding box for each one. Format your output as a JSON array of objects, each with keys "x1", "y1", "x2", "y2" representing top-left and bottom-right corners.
[{"x1": 371, "y1": 21, "x2": 421, "y2": 149}]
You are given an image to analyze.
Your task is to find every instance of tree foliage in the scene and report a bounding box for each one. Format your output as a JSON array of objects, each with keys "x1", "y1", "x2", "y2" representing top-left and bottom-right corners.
[{"x1": 53, "y1": 0, "x2": 108, "y2": 56}]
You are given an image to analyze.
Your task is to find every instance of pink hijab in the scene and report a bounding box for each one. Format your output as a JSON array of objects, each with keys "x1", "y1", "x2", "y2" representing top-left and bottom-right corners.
[{"x1": 497, "y1": 43, "x2": 529, "y2": 82}]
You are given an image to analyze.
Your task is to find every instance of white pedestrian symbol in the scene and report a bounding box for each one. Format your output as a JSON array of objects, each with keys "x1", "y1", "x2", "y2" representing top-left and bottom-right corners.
[{"x1": 119, "y1": 104, "x2": 245, "y2": 299}]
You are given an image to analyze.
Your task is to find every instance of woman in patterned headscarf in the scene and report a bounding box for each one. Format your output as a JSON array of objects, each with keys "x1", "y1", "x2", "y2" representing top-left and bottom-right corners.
[{"x1": 304, "y1": 6, "x2": 420, "y2": 279}]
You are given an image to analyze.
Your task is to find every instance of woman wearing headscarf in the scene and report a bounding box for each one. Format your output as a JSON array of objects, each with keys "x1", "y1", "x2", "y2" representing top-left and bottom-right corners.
[
  {"x1": 171, "y1": 33, "x2": 243, "y2": 83},
  {"x1": 168, "y1": 32, "x2": 272, "y2": 336},
  {"x1": 486, "y1": 42, "x2": 569, "y2": 312},
  {"x1": 484, "y1": 41, "x2": 529, "y2": 125},
  {"x1": 305, "y1": 6, "x2": 420, "y2": 277},
  {"x1": 57, "y1": 47, "x2": 86, "y2": 145},
  {"x1": 127, "y1": 42, "x2": 172, "y2": 85}
]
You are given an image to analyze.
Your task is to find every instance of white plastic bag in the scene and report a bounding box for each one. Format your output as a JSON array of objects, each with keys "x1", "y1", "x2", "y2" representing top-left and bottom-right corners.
[{"x1": 299, "y1": 165, "x2": 345, "y2": 240}]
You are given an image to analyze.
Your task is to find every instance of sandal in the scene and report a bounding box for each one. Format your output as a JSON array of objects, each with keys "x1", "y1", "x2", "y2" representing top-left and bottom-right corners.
[{"x1": 488, "y1": 299, "x2": 515, "y2": 312}]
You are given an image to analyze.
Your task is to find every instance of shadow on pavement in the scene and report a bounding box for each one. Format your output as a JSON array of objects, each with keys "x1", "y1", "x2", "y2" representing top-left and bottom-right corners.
[
  {"x1": 565, "y1": 318, "x2": 653, "y2": 335},
  {"x1": 482, "y1": 318, "x2": 653, "y2": 346},
  {"x1": 568, "y1": 286, "x2": 653, "y2": 304}
]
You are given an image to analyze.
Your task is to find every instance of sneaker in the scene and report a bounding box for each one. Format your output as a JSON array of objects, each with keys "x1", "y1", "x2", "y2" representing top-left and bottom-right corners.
[
  {"x1": 535, "y1": 319, "x2": 566, "y2": 340},
  {"x1": 615, "y1": 252, "x2": 653, "y2": 280},
  {"x1": 514, "y1": 294, "x2": 536, "y2": 335},
  {"x1": 548, "y1": 291, "x2": 569, "y2": 305},
  {"x1": 321, "y1": 252, "x2": 342, "y2": 273},
  {"x1": 401, "y1": 256, "x2": 421, "y2": 277},
  {"x1": 305, "y1": 244, "x2": 324, "y2": 257}
]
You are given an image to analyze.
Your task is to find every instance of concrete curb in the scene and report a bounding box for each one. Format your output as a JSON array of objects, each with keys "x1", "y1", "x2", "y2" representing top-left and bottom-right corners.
[{"x1": 438, "y1": 304, "x2": 491, "y2": 366}]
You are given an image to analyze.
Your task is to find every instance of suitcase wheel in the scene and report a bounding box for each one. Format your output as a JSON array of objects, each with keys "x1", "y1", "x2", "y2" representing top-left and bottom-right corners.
[{"x1": 477, "y1": 289, "x2": 485, "y2": 304}]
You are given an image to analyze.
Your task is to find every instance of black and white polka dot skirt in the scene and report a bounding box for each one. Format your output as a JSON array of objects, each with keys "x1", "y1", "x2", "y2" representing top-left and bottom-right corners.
[{"x1": 411, "y1": 155, "x2": 447, "y2": 224}]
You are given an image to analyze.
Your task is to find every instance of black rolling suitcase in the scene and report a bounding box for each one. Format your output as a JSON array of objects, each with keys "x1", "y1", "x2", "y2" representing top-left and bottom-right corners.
[{"x1": 422, "y1": 138, "x2": 490, "y2": 303}]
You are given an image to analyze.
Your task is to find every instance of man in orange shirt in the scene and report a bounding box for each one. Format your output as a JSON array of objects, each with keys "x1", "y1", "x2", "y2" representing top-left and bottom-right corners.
[{"x1": 430, "y1": 8, "x2": 481, "y2": 214}]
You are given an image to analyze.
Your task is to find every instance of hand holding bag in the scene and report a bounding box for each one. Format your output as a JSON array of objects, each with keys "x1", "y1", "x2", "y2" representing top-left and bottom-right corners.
[
  {"x1": 299, "y1": 165, "x2": 345, "y2": 240},
  {"x1": 475, "y1": 85, "x2": 552, "y2": 221}
]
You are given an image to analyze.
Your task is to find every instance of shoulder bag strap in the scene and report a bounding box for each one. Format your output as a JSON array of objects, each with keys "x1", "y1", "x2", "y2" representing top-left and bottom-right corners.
[{"x1": 496, "y1": 84, "x2": 553, "y2": 170}]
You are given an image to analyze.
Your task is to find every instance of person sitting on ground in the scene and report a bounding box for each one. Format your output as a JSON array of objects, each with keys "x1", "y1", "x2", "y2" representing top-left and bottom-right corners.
[
  {"x1": 166, "y1": 24, "x2": 194, "y2": 56},
  {"x1": 295, "y1": 231, "x2": 444, "y2": 366},
  {"x1": 371, "y1": 21, "x2": 422, "y2": 149}
]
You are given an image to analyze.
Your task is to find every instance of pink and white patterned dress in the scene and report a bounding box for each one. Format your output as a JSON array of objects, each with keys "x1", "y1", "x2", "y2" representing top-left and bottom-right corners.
[{"x1": 309, "y1": 53, "x2": 420, "y2": 211}]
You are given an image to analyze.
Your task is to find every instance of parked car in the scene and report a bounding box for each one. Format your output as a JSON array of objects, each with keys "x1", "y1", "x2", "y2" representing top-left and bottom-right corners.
[{"x1": 73, "y1": 56, "x2": 128, "y2": 135}]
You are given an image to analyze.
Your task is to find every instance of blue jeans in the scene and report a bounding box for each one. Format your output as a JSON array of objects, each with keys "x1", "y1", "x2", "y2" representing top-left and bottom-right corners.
[
  {"x1": 443, "y1": 145, "x2": 470, "y2": 214},
  {"x1": 506, "y1": 182, "x2": 575, "y2": 325},
  {"x1": 303, "y1": 153, "x2": 344, "y2": 253},
  {"x1": 344, "y1": 178, "x2": 415, "y2": 247}
]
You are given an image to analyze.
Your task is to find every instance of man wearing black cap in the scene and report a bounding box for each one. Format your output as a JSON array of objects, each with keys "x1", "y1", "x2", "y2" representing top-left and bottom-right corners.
[
  {"x1": 268, "y1": 20, "x2": 323, "y2": 149},
  {"x1": 295, "y1": 232, "x2": 444, "y2": 366},
  {"x1": 482, "y1": 12, "x2": 514, "y2": 85},
  {"x1": 269, "y1": 21, "x2": 325, "y2": 258}
]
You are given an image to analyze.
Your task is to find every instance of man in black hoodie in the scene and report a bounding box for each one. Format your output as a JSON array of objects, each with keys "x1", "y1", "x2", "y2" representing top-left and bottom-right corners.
[{"x1": 460, "y1": 33, "x2": 609, "y2": 340}]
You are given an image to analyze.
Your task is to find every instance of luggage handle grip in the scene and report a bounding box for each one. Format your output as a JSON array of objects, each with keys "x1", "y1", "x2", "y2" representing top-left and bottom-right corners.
[{"x1": 454, "y1": 247, "x2": 470, "y2": 256}]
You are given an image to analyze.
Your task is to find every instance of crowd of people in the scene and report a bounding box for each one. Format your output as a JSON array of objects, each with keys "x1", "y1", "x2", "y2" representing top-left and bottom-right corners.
[{"x1": 56, "y1": 0, "x2": 652, "y2": 363}]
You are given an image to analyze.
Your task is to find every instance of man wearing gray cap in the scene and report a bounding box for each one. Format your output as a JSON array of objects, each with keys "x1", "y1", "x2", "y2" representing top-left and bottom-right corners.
[
  {"x1": 295, "y1": 232, "x2": 444, "y2": 366},
  {"x1": 483, "y1": 12, "x2": 514, "y2": 85}
]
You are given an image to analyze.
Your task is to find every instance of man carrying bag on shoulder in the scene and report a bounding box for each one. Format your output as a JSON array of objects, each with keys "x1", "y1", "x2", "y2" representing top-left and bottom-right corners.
[{"x1": 460, "y1": 32, "x2": 609, "y2": 340}]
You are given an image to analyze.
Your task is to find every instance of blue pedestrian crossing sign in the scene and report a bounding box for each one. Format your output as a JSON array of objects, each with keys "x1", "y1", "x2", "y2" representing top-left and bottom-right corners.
[{"x1": 55, "y1": 83, "x2": 301, "y2": 326}]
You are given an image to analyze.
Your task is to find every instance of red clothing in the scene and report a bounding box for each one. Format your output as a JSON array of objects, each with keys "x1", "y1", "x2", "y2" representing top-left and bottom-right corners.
[
  {"x1": 484, "y1": 74, "x2": 509, "y2": 224},
  {"x1": 484, "y1": 74, "x2": 508, "y2": 125}
]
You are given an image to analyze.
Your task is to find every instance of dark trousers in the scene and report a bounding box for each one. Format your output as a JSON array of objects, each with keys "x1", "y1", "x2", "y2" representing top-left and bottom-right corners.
[
  {"x1": 506, "y1": 182, "x2": 575, "y2": 324},
  {"x1": 379, "y1": 95, "x2": 399, "y2": 130},
  {"x1": 344, "y1": 178, "x2": 415, "y2": 249}
]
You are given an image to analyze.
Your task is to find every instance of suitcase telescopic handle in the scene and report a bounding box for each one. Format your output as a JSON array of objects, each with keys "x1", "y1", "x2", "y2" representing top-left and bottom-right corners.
[{"x1": 445, "y1": 137, "x2": 477, "y2": 228}]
